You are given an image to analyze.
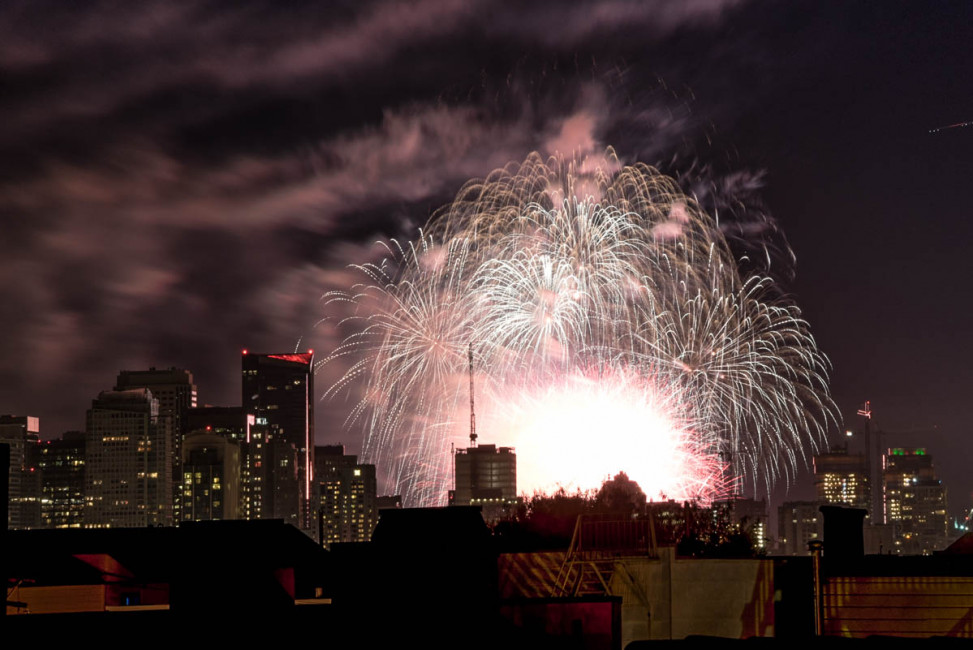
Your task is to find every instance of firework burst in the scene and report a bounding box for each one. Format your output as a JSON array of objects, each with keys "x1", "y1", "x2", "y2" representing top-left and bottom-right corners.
[{"x1": 323, "y1": 150, "x2": 837, "y2": 506}]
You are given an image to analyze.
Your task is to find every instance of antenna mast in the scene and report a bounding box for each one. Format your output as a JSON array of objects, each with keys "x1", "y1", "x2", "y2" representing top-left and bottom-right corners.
[
  {"x1": 469, "y1": 342, "x2": 477, "y2": 448},
  {"x1": 857, "y1": 400, "x2": 878, "y2": 522}
]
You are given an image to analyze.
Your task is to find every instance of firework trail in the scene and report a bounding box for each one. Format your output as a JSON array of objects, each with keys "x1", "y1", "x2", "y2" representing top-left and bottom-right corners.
[{"x1": 323, "y1": 150, "x2": 838, "y2": 506}]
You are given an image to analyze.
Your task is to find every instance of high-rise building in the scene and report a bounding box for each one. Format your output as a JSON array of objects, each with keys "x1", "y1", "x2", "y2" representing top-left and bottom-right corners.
[
  {"x1": 186, "y1": 406, "x2": 257, "y2": 519},
  {"x1": 35, "y1": 431, "x2": 86, "y2": 529},
  {"x1": 0, "y1": 415, "x2": 42, "y2": 529},
  {"x1": 883, "y1": 447, "x2": 949, "y2": 555},
  {"x1": 181, "y1": 432, "x2": 241, "y2": 521},
  {"x1": 84, "y1": 389, "x2": 172, "y2": 528},
  {"x1": 115, "y1": 367, "x2": 198, "y2": 437},
  {"x1": 451, "y1": 444, "x2": 517, "y2": 521},
  {"x1": 814, "y1": 447, "x2": 871, "y2": 519},
  {"x1": 115, "y1": 368, "x2": 197, "y2": 519},
  {"x1": 314, "y1": 445, "x2": 377, "y2": 547},
  {"x1": 242, "y1": 351, "x2": 314, "y2": 529}
]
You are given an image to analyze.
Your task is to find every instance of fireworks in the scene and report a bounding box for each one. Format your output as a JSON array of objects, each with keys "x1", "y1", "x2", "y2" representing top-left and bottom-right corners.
[{"x1": 323, "y1": 151, "x2": 837, "y2": 506}]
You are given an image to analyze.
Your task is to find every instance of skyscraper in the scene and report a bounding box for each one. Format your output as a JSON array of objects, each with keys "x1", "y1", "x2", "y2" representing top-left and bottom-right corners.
[
  {"x1": 85, "y1": 389, "x2": 172, "y2": 528},
  {"x1": 186, "y1": 406, "x2": 259, "y2": 519},
  {"x1": 0, "y1": 415, "x2": 41, "y2": 529},
  {"x1": 242, "y1": 350, "x2": 314, "y2": 529},
  {"x1": 314, "y1": 445, "x2": 377, "y2": 547},
  {"x1": 115, "y1": 367, "x2": 197, "y2": 520},
  {"x1": 883, "y1": 447, "x2": 949, "y2": 555},
  {"x1": 115, "y1": 368, "x2": 198, "y2": 438},
  {"x1": 35, "y1": 431, "x2": 86, "y2": 528}
]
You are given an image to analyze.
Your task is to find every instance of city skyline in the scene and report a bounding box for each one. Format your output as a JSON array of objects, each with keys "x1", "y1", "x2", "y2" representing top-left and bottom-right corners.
[
  {"x1": 4, "y1": 352, "x2": 962, "y2": 529},
  {"x1": 2, "y1": 3, "x2": 972, "y2": 518}
]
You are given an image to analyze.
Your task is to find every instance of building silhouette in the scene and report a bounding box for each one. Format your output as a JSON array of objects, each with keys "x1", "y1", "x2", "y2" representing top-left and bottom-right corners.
[
  {"x1": 84, "y1": 389, "x2": 172, "y2": 528},
  {"x1": 242, "y1": 350, "x2": 314, "y2": 529}
]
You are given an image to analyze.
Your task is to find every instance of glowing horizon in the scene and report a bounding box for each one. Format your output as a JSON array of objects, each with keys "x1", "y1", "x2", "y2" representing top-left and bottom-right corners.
[{"x1": 473, "y1": 367, "x2": 728, "y2": 501}]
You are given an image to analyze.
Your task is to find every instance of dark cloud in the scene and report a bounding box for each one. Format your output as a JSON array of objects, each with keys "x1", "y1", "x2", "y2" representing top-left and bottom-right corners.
[{"x1": 1, "y1": 0, "x2": 750, "y2": 429}]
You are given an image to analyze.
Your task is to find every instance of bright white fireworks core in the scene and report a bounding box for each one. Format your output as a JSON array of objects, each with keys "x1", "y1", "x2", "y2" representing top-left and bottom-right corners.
[{"x1": 324, "y1": 151, "x2": 837, "y2": 506}]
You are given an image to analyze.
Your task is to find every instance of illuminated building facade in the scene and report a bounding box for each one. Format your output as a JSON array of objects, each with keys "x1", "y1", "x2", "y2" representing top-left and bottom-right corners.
[
  {"x1": 242, "y1": 351, "x2": 314, "y2": 529},
  {"x1": 247, "y1": 417, "x2": 300, "y2": 522},
  {"x1": 451, "y1": 444, "x2": 518, "y2": 521},
  {"x1": 181, "y1": 432, "x2": 241, "y2": 521},
  {"x1": 814, "y1": 448, "x2": 871, "y2": 519},
  {"x1": 314, "y1": 445, "x2": 377, "y2": 547},
  {"x1": 84, "y1": 389, "x2": 172, "y2": 528},
  {"x1": 883, "y1": 447, "x2": 949, "y2": 555},
  {"x1": 115, "y1": 368, "x2": 197, "y2": 519},
  {"x1": 0, "y1": 415, "x2": 41, "y2": 529},
  {"x1": 35, "y1": 431, "x2": 86, "y2": 528}
]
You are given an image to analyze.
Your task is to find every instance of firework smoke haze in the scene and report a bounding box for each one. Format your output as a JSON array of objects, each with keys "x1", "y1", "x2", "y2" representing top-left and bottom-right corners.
[{"x1": 324, "y1": 150, "x2": 838, "y2": 506}]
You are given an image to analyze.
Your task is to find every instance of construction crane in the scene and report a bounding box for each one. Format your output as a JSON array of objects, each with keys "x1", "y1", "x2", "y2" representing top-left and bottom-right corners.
[{"x1": 849, "y1": 400, "x2": 938, "y2": 524}]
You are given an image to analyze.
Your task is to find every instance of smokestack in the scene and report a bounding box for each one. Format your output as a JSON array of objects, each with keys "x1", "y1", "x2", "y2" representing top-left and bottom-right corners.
[{"x1": 819, "y1": 505, "x2": 866, "y2": 558}]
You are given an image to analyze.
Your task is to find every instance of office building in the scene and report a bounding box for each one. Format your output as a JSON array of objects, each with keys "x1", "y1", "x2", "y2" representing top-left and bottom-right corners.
[
  {"x1": 186, "y1": 406, "x2": 254, "y2": 517},
  {"x1": 84, "y1": 389, "x2": 172, "y2": 528},
  {"x1": 814, "y1": 447, "x2": 871, "y2": 519},
  {"x1": 242, "y1": 351, "x2": 314, "y2": 529},
  {"x1": 883, "y1": 447, "x2": 949, "y2": 555},
  {"x1": 315, "y1": 445, "x2": 377, "y2": 547},
  {"x1": 115, "y1": 368, "x2": 197, "y2": 438},
  {"x1": 0, "y1": 415, "x2": 42, "y2": 529},
  {"x1": 35, "y1": 431, "x2": 86, "y2": 529},
  {"x1": 451, "y1": 443, "x2": 518, "y2": 521},
  {"x1": 115, "y1": 368, "x2": 197, "y2": 519},
  {"x1": 181, "y1": 431, "x2": 241, "y2": 521},
  {"x1": 188, "y1": 406, "x2": 300, "y2": 524}
]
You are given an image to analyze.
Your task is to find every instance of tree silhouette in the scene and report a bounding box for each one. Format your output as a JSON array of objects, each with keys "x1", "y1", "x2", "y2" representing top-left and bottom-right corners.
[{"x1": 594, "y1": 472, "x2": 647, "y2": 516}]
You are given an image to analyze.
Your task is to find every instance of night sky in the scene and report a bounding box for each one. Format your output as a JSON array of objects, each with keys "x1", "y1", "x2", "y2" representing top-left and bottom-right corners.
[{"x1": 2, "y1": 1, "x2": 971, "y2": 515}]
